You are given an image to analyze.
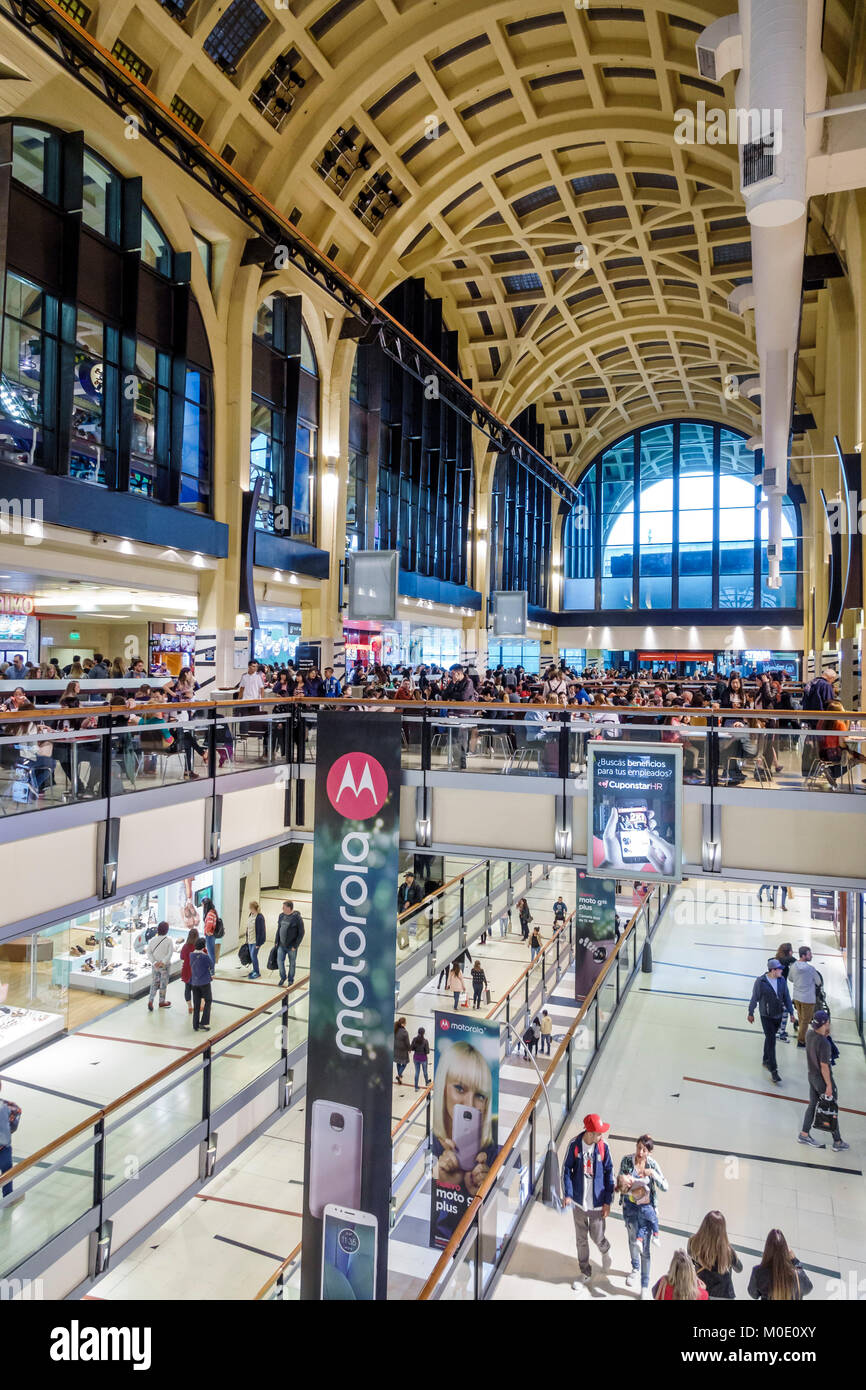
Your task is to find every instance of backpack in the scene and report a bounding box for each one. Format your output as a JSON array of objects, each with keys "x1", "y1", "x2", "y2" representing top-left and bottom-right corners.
[{"x1": 214, "y1": 916, "x2": 225, "y2": 940}]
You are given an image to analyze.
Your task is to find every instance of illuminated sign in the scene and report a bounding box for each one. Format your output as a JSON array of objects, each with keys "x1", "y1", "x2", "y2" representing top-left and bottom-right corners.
[{"x1": 0, "y1": 594, "x2": 34, "y2": 616}]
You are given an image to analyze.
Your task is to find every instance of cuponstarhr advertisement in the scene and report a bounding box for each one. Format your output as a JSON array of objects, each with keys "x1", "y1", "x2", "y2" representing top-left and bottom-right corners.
[
  {"x1": 573, "y1": 872, "x2": 618, "y2": 1002},
  {"x1": 587, "y1": 742, "x2": 683, "y2": 883},
  {"x1": 430, "y1": 1012, "x2": 501, "y2": 1249},
  {"x1": 301, "y1": 712, "x2": 401, "y2": 1301}
]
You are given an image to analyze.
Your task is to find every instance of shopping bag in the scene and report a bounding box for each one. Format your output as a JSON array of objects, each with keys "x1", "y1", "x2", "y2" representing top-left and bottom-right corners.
[
  {"x1": 267, "y1": 944, "x2": 279, "y2": 972},
  {"x1": 485, "y1": 987, "x2": 492, "y2": 1004},
  {"x1": 460, "y1": 991, "x2": 468, "y2": 1007},
  {"x1": 238, "y1": 943, "x2": 251, "y2": 967},
  {"x1": 813, "y1": 1096, "x2": 838, "y2": 1132}
]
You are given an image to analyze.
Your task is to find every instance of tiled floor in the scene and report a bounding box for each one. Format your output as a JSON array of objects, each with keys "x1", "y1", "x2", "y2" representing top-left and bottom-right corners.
[{"x1": 493, "y1": 880, "x2": 866, "y2": 1302}]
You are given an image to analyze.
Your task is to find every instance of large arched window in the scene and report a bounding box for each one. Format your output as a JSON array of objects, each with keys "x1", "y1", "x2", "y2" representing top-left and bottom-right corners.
[
  {"x1": 562, "y1": 421, "x2": 800, "y2": 614},
  {"x1": 249, "y1": 294, "x2": 319, "y2": 543}
]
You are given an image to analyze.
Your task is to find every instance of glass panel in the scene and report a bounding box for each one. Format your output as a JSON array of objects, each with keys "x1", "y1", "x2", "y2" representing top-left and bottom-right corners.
[
  {"x1": 103, "y1": 1064, "x2": 203, "y2": 1194},
  {"x1": 69, "y1": 308, "x2": 110, "y2": 485},
  {"x1": 292, "y1": 421, "x2": 316, "y2": 540},
  {"x1": 81, "y1": 151, "x2": 121, "y2": 241},
  {"x1": 141, "y1": 207, "x2": 172, "y2": 275},
  {"x1": 11, "y1": 125, "x2": 57, "y2": 198},
  {"x1": 130, "y1": 340, "x2": 157, "y2": 494},
  {"x1": 210, "y1": 1008, "x2": 284, "y2": 1111},
  {"x1": 479, "y1": 1140, "x2": 528, "y2": 1291},
  {"x1": 0, "y1": 1128, "x2": 97, "y2": 1277},
  {"x1": 300, "y1": 323, "x2": 317, "y2": 376},
  {"x1": 0, "y1": 272, "x2": 47, "y2": 467},
  {"x1": 181, "y1": 369, "x2": 211, "y2": 508},
  {"x1": 254, "y1": 296, "x2": 275, "y2": 344}
]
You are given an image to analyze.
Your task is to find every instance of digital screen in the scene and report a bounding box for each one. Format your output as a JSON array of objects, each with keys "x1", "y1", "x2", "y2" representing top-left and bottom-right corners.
[
  {"x1": 588, "y1": 743, "x2": 682, "y2": 883},
  {"x1": 322, "y1": 1214, "x2": 376, "y2": 1301},
  {"x1": 0, "y1": 615, "x2": 27, "y2": 640}
]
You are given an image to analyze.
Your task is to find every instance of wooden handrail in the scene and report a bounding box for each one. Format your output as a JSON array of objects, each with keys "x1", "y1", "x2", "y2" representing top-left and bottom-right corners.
[
  {"x1": 416, "y1": 892, "x2": 652, "y2": 1300},
  {"x1": 1, "y1": 976, "x2": 310, "y2": 1188},
  {"x1": 253, "y1": 1239, "x2": 303, "y2": 1301},
  {"x1": 397, "y1": 859, "x2": 486, "y2": 923}
]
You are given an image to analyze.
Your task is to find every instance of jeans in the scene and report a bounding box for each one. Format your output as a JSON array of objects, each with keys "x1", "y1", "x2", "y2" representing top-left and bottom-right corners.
[
  {"x1": 248, "y1": 943, "x2": 260, "y2": 976},
  {"x1": 148, "y1": 962, "x2": 169, "y2": 1005},
  {"x1": 499, "y1": 917, "x2": 508, "y2": 937},
  {"x1": 396, "y1": 1061, "x2": 408, "y2": 1081},
  {"x1": 760, "y1": 1014, "x2": 781, "y2": 1072},
  {"x1": 758, "y1": 884, "x2": 772, "y2": 901},
  {"x1": 192, "y1": 983, "x2": 212, "y2": 1029},
  {"x1": 278, "y1": 945, "x2": 298, "y2": 985},
  {"x1": 414, "y1": 1058, "x2": 429, "y2": 1088},
  {"x1": 802, "y1": 1078, "x2": 841, "y2": 1142},
  {"x1": 0, "y1": 1143, "x2": 12, "y2": 1198},
  {"x1": 541, "y1": 1033, "x2": 551, "y2": 1054},
  {"x1": 205, "y1": 934, "x2": 216, "y2": 967},
  {"x1": 623, "y1": 1203, "x2": 653, "y2": 1289},
  {"x1": 531, "y1": 946, "x2": 540, "y2": 962},
  {"x1": 453, "y1": 991, "x2": 461, "y2": 1009},
  {"x1": 472, "y1": 988, "x2": 483, "y2": 1008}
]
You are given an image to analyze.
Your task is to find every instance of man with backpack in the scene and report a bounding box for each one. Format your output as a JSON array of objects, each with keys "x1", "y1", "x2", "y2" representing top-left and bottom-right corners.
[
  {"x1": 562, "y1": 1112, "x2": 615, "y2": 1286},
  {"x1": 747, "y1": 959, "x2": 795, "y2": 1085},
  {"x1": 276, "y1": 899, "x2": 305, "y2": 986}
]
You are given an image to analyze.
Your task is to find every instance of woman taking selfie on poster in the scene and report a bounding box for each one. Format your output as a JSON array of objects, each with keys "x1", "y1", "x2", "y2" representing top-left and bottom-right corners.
[{"x1": 431, "y1": 1040, "x2": 500, "y2": 1242}]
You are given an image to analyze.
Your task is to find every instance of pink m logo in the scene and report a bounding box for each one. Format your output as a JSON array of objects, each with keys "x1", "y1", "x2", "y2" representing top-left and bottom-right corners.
[{"x1": 326, "y1": 752, "x2": 389, "y2": 819}]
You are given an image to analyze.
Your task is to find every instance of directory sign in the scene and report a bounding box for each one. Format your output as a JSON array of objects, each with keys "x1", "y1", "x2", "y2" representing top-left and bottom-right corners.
[{"x1": 587, "y1": 742, "x2": 683, "y2": 883}]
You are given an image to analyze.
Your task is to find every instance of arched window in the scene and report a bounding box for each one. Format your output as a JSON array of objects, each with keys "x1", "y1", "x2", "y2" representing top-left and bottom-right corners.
[
  {"x1": 249, "y1": 295, "x2": 319, "y2": 543},
  {"x1": 562, "y1": 421, "x2": 800, "y2": 614}
]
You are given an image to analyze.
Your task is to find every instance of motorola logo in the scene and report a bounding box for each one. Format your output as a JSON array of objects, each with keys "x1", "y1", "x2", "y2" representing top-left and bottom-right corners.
[{"x1": 326, "y1": 752, "x2": 388, "y2": 820}]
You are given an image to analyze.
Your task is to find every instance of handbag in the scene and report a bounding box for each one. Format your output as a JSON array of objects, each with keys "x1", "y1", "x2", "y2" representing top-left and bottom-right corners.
[
  {"x1": 485, "y1": 987, "x2": 491, "y2": 1004},
  {"x1": 813, "y1": 1095, "x2": 838, "y2": 1132},
  {"x1": 238, "y1": 942, "x2": 251, "y2": 967},
  {"x1": 267, "y1": 944, "x2": 279, "y2": 972},
  {"x1": 460, "y1": 990, "x2": 468, "y2": 1007}
]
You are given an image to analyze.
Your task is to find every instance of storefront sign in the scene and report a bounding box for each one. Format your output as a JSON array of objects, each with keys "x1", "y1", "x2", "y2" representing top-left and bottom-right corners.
[
  {"x1": 301, "y1": 711, "x2": 401, "y2": 1301},
  {"x1": 573, "y1": 873, "x2": 618, "y2": 1002},
  {"x1": 810, "y1": 889, "x2": 836, "y2": 922},
  {"x1": 430, "y1": 1012, "x2": 501, "y2": 1249},
  {"x1": 173, "y1": 621, "x2": 198, "y2": 635},
  {"x1": 587, "y1": 742, "x2": 683, "y2": 883},
  {"x1": 0, "y1": 594, "x2": 34, "y2": 615}
]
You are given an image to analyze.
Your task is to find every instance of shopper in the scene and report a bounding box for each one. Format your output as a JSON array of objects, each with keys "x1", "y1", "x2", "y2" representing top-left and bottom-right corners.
[
  {"x1": 748, "y1": 1229, "x2": 813, "y2": 1300},
  {"x1": 201, "y1": 897, "x2": 218, "y2": 968},
  {"x1": 552, "y1": 894, "x2": 568, "y2": 927},
  {"x1": 652, "y1": 1250, "x2": 709, "y2": 1301},
  {"x1": 190, "y1": 938, "x2": 215, "y2": 1032},
  {"x1": 146, "y1": 921, "x2": 173, "y2": 1012},
  {"x1": 411, "y1": 1026, "x2": 430, "y2": 1089},
  {"x1": 276, "y1": 899, "x2": 305, "y2": 986},
  {"x1": 245, "y1": 900, "x2": 266, "y2": 980},
  {"x1": 618, "y1": 1134, "x2": 668, "y2": 1299},
  {"x1": 498, "y1": 910, "x2": 510, "y2": 939},
  {"x1": 562, "y1": 1112, "x2": 614, "y2": 1287},
  {"x1": 540, "y1": 1009, "x2": 553, "y2": 1055},
  {"x1": 747, "y1": 958, "x2": 795, "y2": 1084},
  {"x1": 179, "y1": 927, "x2": 199, "y2": 1015},
  {"x1": 0, "y1": 1080, "x2": 22, "y2": 1199},
  {"x1": 393, "y1": 1017, "x2": 411, "y2": 1085},
  {"x1": 516, "y1": 897, "x2": 532, "y2": 941},
  {"x1": 687, "y1": 1211, "x2": 743, "y2": 1300},
  {"x1": 447, "y1": 961, "x2": 466, "y2": 1010},
  {"x1": 397, "y1": 870, "x2": 423, "y2": 914},
  {"x1": 470, "y1": 960, "x2": 488, "y2": 1010},
  {"x1": 528, "y1": 925, "x2": 543, "y2": 962},
  {"x1": 775, "y1": 941, "x2": 796, "y2": 1042},
  {"x1": 790, "y1": 946, "x2": 822, "y2": 1046},
  {"x1": 799, "y1": 1009, "x2": 850, "y2": 1151}
]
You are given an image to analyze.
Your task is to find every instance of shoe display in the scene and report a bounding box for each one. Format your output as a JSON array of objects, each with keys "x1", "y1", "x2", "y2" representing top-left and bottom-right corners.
[
  {"x1": 85, "y1": 935, "x2": 98, "y2": 946},
  {"x1": 80, "y1": 960, "x2": 95, "y2": 974}
]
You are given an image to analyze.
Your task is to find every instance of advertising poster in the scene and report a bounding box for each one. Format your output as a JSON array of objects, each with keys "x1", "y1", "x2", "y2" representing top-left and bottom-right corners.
[
  {"x1": 300, "y1": 711, "x2": 401, "y2": 1302},
  {"x1": 430, "y1": 1012, "x2": 501, "y2": 1249},
  {"x1": 574, "y1": 872, "x2": 618, "y2": 1003},
  {"x1": 587, "y1": 742, "x2": 683, "y2": 883}
]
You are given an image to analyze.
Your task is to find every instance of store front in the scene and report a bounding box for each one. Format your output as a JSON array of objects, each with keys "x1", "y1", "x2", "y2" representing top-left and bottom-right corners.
[
  {"x1": 488, "y1": 639, "x2": 541, "y2": 673},
  {"x1": 253, "y1": 605, "x2": 302, "y2": 667},
  {"x1": 344, "y1": 620, "x2": 383, "y2": 672},
  {"x1": 149, "y1": 620, "x2": 198, "y2": 676}
]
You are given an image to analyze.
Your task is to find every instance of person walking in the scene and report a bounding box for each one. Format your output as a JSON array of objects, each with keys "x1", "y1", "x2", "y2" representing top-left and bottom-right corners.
[
  {"x1": 652, "y1": 1250, "x2": 709, "y2": 1301},
  {"x1": 552, "y1": 894, "x2": 568, "y2": 928},
  {"x1": 179, "y1": 926, "x2": 198, "y2": 1015},
  {"x1": 498, "y1": 909, "x2": 510, "y2": 939},
  {"x1": 775, "y1": 941, "x2": 796, "y2": 1043},
  {"x1": 393, "y1": 1017, "x2": 411, "y2": 1085},
  {"x1": 748, "y1": 1229, "x2": 813, "y2": 1300},
  {"x1": 540, "y1": 1009, "x2": 553, "y2": 1055},
  {"x1": 562, "y1": 1113, "x2": 614, "y2": 1287},
  {"x1": 470, "y1": 960, "x2": 488, "y2": 1009},
  {"x1": 190, "y1": 938, "x2": 215, "y2": 1031},
  {"x1": 529, "y1": 926, "x2": 542, "y2": 962},
  {"x1": 245, "y1": 900, "x2": 266, "y2": 980},
  {"x1": 687, "y1": 1211, "x2": 743, "y2": 1300},
  {"x1": 516, "y1": 897, "x2": 532, "y2": 941},
  {"x1": 799, "y1": 1009, "x2": 850, "y2": 1151},
  {"x1": 0, "y1": 1080, "x2": 22, "y2": 1199},
  {"x1": 276, "y1": 899, "x2": 305, "y2": 986},
  {"x1": 447, "y1": 961, "x2": 466, "y2": 1010},
  {"x1": 201, "y1": 897, "x2": 218, "y2": 968},
  {"x1": 146, "y1": 921, "x2": 173, "y2": 1012},
  {"x1": 618, "y1": 1134, "x2": 668, "y2": 1299},
  {"x1": 747, "y1": 958, "x2": 795, "y2": 1084},
  {"x1": 757, "y1": 883, "x2": 773, "y2": 905},
  {"x1": 790, "y1": 946, "x2": 822, "y2": 1046},
  {"x1": 410, "y1": 1027, "x2": 430, "y2": 1089}
]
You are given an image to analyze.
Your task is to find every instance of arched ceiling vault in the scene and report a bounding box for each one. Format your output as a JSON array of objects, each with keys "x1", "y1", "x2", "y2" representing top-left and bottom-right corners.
[{"x1": 82, "y1": 0, "x2": 847, "y2": 475}]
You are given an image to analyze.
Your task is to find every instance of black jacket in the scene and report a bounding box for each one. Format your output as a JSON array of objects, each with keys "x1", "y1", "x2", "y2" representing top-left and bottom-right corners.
[
  {"x1": 277, "y1": 910, "x2": 305, "y2": 951},
  {"x1": 398, "y1": 880, "x2": 424, "y2": 913},
  {"x1": 748, "y1": 1259, "x2": 812, "y2": 1301},
  {"x1": 690, "y1": 1250, "x2": 742, "y2": 1300},
  {"x1": 748, "y1": 973, "x2": 793, "y2": 1022}
]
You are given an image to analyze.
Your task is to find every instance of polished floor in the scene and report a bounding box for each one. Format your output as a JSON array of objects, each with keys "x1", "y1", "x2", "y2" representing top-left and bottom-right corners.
[{"x1": 493, "y1": 881, "x2": 866, "y2": 1302}]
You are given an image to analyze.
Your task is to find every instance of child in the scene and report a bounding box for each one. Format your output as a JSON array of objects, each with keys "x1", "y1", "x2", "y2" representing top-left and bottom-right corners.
[{"x1": 617, "y1": 1172, "x2": 659, "y2": 1249}]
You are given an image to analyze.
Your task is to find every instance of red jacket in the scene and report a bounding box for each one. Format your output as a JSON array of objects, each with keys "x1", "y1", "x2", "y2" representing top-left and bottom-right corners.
[
  {"x1": 654, "y1": 1277, "x2": 708, "y2": 1301},
  {"x1": 180, "y1": 942, "x2": 195, "y2": 984}
]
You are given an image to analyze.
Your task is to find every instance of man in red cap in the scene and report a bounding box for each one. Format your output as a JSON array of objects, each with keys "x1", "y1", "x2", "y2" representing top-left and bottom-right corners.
[{"x1": 562, "y1": 1113, "x2": 615, "y2": 1286}]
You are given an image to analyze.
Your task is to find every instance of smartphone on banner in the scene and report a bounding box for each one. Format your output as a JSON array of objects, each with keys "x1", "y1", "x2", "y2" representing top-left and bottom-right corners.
[
  {"x1": 615, "y1": 803, "x2": 650, "y2": 864},
  {"x1": 452, "y1": 1104, "x2": 483, "y2": 1172},
  {"x1": 309, "y1": 1100, "x2": 363, "y2": 1219},
  {"x1": 321, "y1": 1205, "x2": 378, "y2": 1301}
]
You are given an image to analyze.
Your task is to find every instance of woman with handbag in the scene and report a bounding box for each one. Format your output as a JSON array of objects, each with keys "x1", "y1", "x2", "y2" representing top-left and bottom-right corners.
[
  {"x1": 516, "y1": 898, "x2": 532, "y2": 941},
  {"x1": 447, "y1": 962, "x2": 466, "y2": 1010},
  {"x1": 748, "y1": 1229, "x2": 813, "y2": 1300},
  {"x1": 470, "y1": 960, "x2": 488, "y2": 1009},
  {"x1": 179, "y1": 927, "x2": 199, "y2": 1015},
  {"x1": 410, "y1": 1027, "x2": 430, "y2": 1089},
  {"x1": 687, "y1": 1210, "x2": 742, "y2": 1299},
  {"x1": 244, "y1": 901, "x2": 266, "y2": 980}
]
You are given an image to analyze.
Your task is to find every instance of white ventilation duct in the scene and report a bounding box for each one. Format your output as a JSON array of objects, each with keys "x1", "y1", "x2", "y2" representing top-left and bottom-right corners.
[
  {"x1": 727, "y1": 281, "x2": 755, "y2": 315},
  {"x1": 696, "y1": 0, "x2": 824, "y2": 589}
]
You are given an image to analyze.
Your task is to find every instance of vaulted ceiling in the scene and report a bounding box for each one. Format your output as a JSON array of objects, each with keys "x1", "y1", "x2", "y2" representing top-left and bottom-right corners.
[{"x1": 53, "y1": 0, "x2": 858, "y2": 475}]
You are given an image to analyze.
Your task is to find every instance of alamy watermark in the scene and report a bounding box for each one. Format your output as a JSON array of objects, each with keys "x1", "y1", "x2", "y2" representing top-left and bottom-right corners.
[
  {"x1": 673, "y1": 100, "x2": 783, "y2": 154},
  {"x1": 0, "y1": 497, "x2": 43, "y2": 545}
]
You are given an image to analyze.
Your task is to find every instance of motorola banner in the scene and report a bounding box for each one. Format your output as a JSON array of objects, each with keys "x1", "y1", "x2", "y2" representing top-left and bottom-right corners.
[
  {"x1": 301, "y1": 711, "x2": 401, "y2": 1301},
  {"x1": 430, "y1": 1012, "x2": 501, "y2": 1250},
  {"x1": 573, "y1": 872, "x2": 618, "y2": 1003},
  {"x1": 587, "y1": 742, "x2": 683, "y2": 883}
]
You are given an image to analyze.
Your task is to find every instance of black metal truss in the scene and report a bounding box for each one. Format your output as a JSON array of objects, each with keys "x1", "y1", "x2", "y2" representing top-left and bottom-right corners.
[{"x1": 1, "y1": 0, "x2": 579, "y2": 506}]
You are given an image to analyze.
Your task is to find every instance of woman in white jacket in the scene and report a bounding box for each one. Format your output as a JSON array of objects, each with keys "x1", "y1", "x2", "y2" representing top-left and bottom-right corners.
[{"x1": 146, "y1": 921, "x2": 174, "y2": 1012}]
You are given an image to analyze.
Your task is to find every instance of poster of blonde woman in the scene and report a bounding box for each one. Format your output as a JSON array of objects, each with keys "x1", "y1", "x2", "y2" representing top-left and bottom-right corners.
[{"x1": 430, "y1": 1014, "x2": 501, "y2": 1249}]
